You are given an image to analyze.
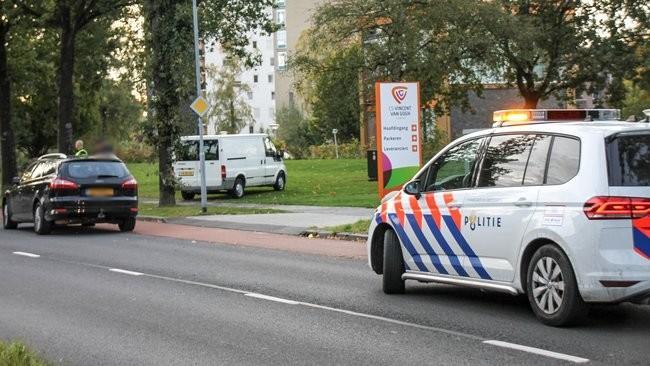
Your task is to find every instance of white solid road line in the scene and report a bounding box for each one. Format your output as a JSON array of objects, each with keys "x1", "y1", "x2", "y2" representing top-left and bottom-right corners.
[
  {"x1": 484, "y1": 340, "x2": 590, "y2": 364},
  {"x1": 245, "y1": 293, "x2": 300, "y2": 305},
  {"x1": 12, "y1": 251, "x2": 40, "y2": 258},
  {"x1": 109, "y1": 268, "x2": 143, "y2": 276}
]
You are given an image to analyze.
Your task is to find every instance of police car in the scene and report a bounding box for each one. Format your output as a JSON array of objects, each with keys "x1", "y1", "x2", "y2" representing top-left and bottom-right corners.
[{"x1": 367, "y1": 109, "x2": 650, "y2": 326}]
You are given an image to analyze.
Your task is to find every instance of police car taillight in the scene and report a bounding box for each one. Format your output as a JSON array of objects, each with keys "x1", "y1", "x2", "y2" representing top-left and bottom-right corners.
[
  {"x1": 493, "y1": 109, "x2": 621, "y2": 127},
  {"x1": 584, "y1": 196, "x2": 650, "y2": 220}
]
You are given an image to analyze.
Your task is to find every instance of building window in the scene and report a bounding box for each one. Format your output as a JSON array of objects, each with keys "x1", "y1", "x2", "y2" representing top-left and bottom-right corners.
[
  {"x1": 276, "y1": 30, "x2": 287, "y2": 49},
  {"x1": 252, "y1": 41, "x2": 257, "y2": 48},
  {"x1": 268, "y1": 74, "x2": 273, "y2": 83},
  {"x1": 289, "y1": 92, "x2": 294, "y2": 104},
  {"x1": 247, "y1": 91, "x2": 253, "y2": 100},
  {"x1": 249, "y1": 124, "x2": 254, "y2": 134},
  {"x1": 276, "y1": 9, "x2": 285, "y2": 27},
  {"x1": 253, "y1": 75, "x2": 258, "y2": 83},
  {"x1": 270, "y1": 57, "x2": 275, "y2": 66},
  {"x1": 275, "y1": 0, "x2": 285, "y2": 7},
  {"x1": 277, "y1": 52, "x2": 287, "y2": 70},
  {"x1": 271, "y1": 91, "x2": 275, "y2": 100}
]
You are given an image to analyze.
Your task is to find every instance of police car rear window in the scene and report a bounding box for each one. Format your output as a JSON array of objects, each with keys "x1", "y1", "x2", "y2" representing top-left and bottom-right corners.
[{"x1": 607, "y1": 133, "x2": 650, "y2": 186}]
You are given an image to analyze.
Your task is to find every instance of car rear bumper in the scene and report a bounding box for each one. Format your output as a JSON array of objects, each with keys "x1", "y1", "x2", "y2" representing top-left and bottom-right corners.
[{"x1": 45, "y1": 196, "x2": 137, "y2": 223}]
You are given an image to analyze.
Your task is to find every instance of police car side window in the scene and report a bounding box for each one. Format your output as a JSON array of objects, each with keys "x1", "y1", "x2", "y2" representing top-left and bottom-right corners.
[
  {"x1": 523, "y1": 135, "x2": 553, "y2": 186},
  {"x1": 478, "y1": 134, "x2": 535, "y2": 188},
  {"x1": 423, "y1": 138, "x2": 483, "y2": 192},
  {"x1": 545, "y1": 136, "x2": 580, "y2": 184}
]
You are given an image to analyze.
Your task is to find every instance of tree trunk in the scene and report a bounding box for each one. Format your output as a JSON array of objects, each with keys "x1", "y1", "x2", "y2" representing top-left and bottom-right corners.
[
  {"x1": 0, "y1": 24, "x2": 18, "y2": 190},
  {"x1": 522, "y1": 91, "x2": 540, "y2": 109},
  {"x1": 146, "y1": 0, "x2": 176, "y2": 206},
  {"x1": 57, "y1": 8, "x2": 76, "y2": 155}
]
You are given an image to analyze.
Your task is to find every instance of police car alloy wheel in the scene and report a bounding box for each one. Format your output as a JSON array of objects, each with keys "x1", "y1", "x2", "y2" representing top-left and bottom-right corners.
[
  {"x1": 383, "y1": 229, "x2": 405, "y2": 294},
  {"x1": 526, "y1": 245, "x2": 588, "y2": 326}
]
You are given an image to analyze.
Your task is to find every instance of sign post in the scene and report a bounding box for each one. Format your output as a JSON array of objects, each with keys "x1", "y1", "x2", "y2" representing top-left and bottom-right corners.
[
  {"x1": 191, "y1": 0, "x2": 208, "y2": 213},
  {"x1": 374, "y1": 82, "x2": 422, "y2": 198}
]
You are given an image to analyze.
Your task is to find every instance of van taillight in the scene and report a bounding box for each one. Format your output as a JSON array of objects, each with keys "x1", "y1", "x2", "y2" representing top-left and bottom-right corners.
[
  {"x1": 122, "y1": 177, "x2": 138, "y2": 190},
  {"x1": 49, "y1": 178, "x2": 78, "y2": 191},
  {"x1": 584, "y1": 196, "x2": 650, "y2": 220},
  {"x1": 221, "y1": 165, "x2": 226, "y2": 179}
]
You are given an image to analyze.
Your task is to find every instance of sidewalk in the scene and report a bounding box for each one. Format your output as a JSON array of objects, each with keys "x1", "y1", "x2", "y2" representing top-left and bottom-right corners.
[
  {"x1": 142, "y1": 199, "x2": 375, "y2": 236},
  {"x1": 131, "y1": 221, "x2": 367, "y2": 259}
]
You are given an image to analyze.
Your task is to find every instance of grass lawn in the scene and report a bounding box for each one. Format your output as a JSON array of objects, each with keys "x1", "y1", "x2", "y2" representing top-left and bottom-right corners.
[
  {"x1": 138, "y1": 203, "x2": 284, "y2": 218},
  {"x1": 0, "y1": 341, "x2": 47, "y2": 366},
  {"x1": 128, "y1": 159, "x2": 380, "y2": 208},
  {"x1": 326, "y1": 219, "x2": 372, "y2": 234}
]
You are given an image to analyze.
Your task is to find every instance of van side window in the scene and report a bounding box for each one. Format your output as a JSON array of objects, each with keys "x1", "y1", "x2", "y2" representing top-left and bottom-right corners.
[
  {"x1": 423, "y1": 138, "x2": 483, "y2": 192},
  {"x1": 204, "y1": 140, "x2": 219, "y2": 160},
  {"x1": 546, "y1": 136, "x2": 580, "y2": 184},
  {"x1": 264, "y1": 137, "x2": 277, "y2": 158},
  {"x1": 523, "y1": 135, "x2": 552, "y2": 186},
  {"x1": 478, "y1": 134, "x2": 535, "y2": 188}
]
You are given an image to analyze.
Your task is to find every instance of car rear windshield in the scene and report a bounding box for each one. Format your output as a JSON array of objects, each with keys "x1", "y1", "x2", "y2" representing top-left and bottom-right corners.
[
  {"x1": 60, "y1": 161, "x2": 130, "y2": 179},
  {"x1": 607, "y1": 133, "x2": 650, "y2": 186}
]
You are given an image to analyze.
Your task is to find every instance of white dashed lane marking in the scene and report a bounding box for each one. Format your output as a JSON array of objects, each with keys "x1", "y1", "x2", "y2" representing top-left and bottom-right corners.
[
  {"x1": 12, "y1": 251, "x2": 41, "y2": 258},
  {"x1": 484, "y1": 340, "x2": 590, "y2": 363},
  {"x1": 109, "y1": 268, "x2": 143, "y2": 276}
]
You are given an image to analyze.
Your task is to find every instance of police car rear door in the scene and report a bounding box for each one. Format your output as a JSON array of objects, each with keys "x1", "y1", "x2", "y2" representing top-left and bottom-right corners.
[{"x1": 463, "y1": 133, "x2": 547, "y2": 282}]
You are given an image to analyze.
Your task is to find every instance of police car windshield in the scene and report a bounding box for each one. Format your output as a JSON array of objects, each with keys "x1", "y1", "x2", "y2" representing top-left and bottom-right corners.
[
  {"x1": 607, "y1": 133, "x2": 650, "y2": 186},
  {"x1": 61, "y1": 161, "x2": 130, "y2": 179}
]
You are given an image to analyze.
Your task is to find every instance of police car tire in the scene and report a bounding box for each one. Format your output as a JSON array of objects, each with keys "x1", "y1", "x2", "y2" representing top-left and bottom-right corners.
[
  {"x1": 181, "y1": 191, "x2": 195, "y2": 201},
  {"x1": 526, "y1": 244, "x2": 588, "y2": 327},
  {"x1": 383, "y1": 229, "x2": 405, "y2": 294}
]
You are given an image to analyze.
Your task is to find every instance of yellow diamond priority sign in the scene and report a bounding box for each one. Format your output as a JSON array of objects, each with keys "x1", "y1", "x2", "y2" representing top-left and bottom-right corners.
[{"x1": 190, "y1": 96, "x2": 210, "y2": 117}]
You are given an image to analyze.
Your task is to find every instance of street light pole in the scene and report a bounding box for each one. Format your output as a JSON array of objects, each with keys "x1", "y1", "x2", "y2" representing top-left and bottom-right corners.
[{"x1": 192, "y1": 0, "x2": 207, "y2": 213}]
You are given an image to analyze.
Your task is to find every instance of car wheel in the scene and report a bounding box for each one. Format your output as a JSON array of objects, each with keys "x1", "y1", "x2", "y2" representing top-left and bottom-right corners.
[
  {"x1": 119, "y1": 217, "x2": 136, "y2": 232},
  {"x1": 229, "y1": 178, "x2": 245, "y2": 199},
  {"x1": 383, "y1": 229, "x2": 405, "y2": 294},
  {"x1": 3, "y1": 201, "x2": 18, "y2": 230},
  {"x1": 273, "y1": 173, "x2": 286, "y2": 191},
  {"x1": 33, "y1": 203, "x2": 52, "y2": 235},
  {"x1": 181, "y1": 191, "x2": 195, "y2": 201},
  {"x1": 526, "y1": 244, "x2": 588, "y2": 326}
]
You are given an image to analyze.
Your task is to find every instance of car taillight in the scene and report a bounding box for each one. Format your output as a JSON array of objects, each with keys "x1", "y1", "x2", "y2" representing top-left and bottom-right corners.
[
  {"x1": 584, "y1": 196, "x2": 650, "y2": 220},
  {"x1": 122, "y1": 177, "x2": 138, "y2": 190},
  {"x1": 221, "y1": 165, "x2": 226, "y2": 180},
  {"x1": 50, "y1": 178, "x2": 79, "y2": 191}
]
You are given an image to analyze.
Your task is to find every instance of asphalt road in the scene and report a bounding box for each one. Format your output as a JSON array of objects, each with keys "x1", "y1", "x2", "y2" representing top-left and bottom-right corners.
[{"x1": 0, "y1": 225, "x2": 648, "y2": 365}]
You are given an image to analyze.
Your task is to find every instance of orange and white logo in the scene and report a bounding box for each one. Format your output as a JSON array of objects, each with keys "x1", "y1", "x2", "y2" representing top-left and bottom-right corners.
[{"x1": 391, "y1": 86, "x2": 408, "y2": 104}]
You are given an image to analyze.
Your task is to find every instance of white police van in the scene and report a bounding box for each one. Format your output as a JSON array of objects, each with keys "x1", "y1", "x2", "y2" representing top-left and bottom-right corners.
[
  {"x1": 367, "y1": 109, "x2": 650, "y2": 326},
  {"x1": 174, "y1": 134, "x2": 286, "y2": 200}
]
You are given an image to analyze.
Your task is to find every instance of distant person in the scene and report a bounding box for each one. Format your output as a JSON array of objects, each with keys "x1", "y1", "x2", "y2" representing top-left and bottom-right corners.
[{"x1": 74, "y1": 140, "x2": 88, "y2": 157}]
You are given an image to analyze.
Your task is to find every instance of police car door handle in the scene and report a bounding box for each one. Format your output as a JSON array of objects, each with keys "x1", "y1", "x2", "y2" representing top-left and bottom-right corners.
[{"x1": 514, "y1": 198, "x2": 533, "y2": 207}]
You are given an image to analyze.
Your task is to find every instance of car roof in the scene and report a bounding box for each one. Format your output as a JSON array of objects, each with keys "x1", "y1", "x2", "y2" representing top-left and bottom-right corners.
[{"x1": 462, "y1": 121, "x2": 650, "y2": 141}]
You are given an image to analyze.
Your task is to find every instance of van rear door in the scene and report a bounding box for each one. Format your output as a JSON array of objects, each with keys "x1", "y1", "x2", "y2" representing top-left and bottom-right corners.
[{"x1": 174, "y1": 140, "x2": 200, "y2": 189}]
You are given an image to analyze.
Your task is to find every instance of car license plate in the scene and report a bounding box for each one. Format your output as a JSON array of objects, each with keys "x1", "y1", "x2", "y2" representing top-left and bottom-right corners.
[
  {"x1": 180, "y1": 170, "x2": 194, "y2": 177},
  {"x1": 87, "y1": 187, "x2": 114, "y2": 197}
]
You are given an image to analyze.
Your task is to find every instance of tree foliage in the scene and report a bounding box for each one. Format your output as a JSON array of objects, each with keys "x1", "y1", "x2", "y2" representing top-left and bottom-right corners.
[
  {"x1": 276, "y1": 105, "x2": 316, "y2": 159},
  {"x1": 205, "y1": 58, "x2": 253, "y2": 134}
]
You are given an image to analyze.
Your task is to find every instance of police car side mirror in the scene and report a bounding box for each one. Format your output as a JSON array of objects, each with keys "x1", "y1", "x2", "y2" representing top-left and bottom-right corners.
[{"x1": 404, "y1": 180, "x2": 421, "y2": 199}]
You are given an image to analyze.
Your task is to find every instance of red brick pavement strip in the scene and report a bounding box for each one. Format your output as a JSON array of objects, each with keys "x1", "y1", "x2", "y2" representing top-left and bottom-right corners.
[{"x1": 125, "y1": 221, "x2": 367, "y2": 260}]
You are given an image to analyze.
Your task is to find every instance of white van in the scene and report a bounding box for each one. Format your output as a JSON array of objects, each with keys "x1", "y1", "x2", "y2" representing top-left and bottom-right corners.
[{"x1": 173, "y1": 134, "x2": 287, "y2": 200}]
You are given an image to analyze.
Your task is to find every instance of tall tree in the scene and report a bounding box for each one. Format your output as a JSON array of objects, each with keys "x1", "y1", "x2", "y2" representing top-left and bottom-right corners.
[
  {"x1": 0, "y1": 1, "x2": 20, "y2": 188},
  {"x1": 21, "y1": 0, "x2": 135, "y2": 154},
  {"x1": 143, "y1": 0, "x2": 275, "y2": 206},
  {"x1": 206, "y1": 59, "x2": 253, "y2": 134},
  {"x1": 476, "y1": 0, "x2": 650, "y2": 108}
]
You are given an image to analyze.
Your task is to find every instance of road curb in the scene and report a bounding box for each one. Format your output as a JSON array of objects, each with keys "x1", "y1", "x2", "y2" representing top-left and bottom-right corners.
[
  {"x1": 299, "y1": 230, "x2": 368, "y2": 242},
  {"x1": 137, "y1": 215, "x2": 167, "y2": 223}
]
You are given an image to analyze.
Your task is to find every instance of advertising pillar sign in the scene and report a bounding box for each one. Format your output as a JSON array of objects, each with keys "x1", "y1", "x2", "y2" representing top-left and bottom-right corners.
[{"x1": 375, "y1": 82, "x2": 422, "y2": 198}]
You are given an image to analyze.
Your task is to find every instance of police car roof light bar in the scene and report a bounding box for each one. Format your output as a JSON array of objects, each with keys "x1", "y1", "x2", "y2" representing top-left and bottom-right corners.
[{"x1": 493, "y1": 109, "x2": 621, "y2": 127}]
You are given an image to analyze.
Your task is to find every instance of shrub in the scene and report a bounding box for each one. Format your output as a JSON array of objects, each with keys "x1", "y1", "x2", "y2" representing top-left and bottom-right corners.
[
  {"x1": 0, "y1": 341, "x2": 47, "y2": 366},
  {"x1": 308, "y1": 139, "x2": 363, "y2": 159},
  {"x1": 115, "y1": 142, "x2": 156, "y2": 163}
]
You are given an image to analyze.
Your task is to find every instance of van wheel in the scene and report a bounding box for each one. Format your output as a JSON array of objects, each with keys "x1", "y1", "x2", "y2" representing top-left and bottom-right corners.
[
  {"x1": 273, "y1": 173, "x2": 286, "y2": 191},
  {"x1": 181, "y1": 191, "x2": 195, "y2": 201},
  {"x1": 3, "y1": 201, "x2": 18, "y2": 229},
  {"x1": 383, "y1": 229, "x2": 405, "y2": 294},
  {"x1": 33, "y1": 203, "x2": 52, "y2": 235},
  {"x1": 119, "y1": 217, "x2": 136, "y2": 232},
  {"x1": 230, "y1": 178, "x2": 245, "y2": 199},
  {"x1": 526, "y1": 244, "x2": 588, "y2": 326}
]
